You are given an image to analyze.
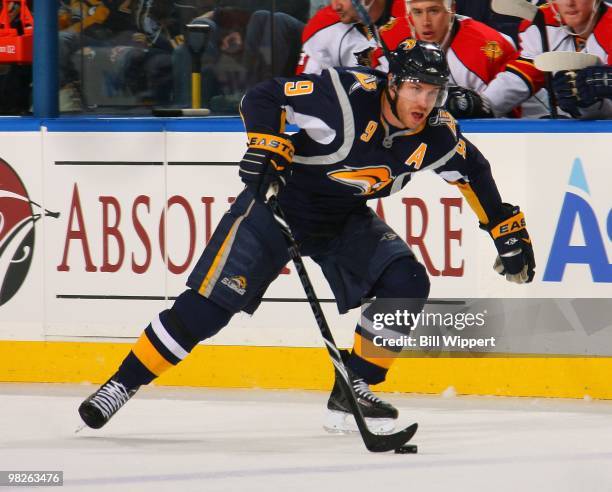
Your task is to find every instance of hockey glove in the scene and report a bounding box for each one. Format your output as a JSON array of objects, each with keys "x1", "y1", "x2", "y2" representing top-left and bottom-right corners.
[
  {"x1": 481, "y1": 204, "x2": 535, "y2": 284},
  {"x1": 239, "y1": 131, "x2": 294, "y2": 200},
  {"x1": 576, "y1": 65, "x2": 612, "y2": 107},
  {"x1": 552, "y1": 70, "x2": 581, "y2": 117},
  {"x1": 445, "y1": 86, "x2": 493, "y2": 119}
]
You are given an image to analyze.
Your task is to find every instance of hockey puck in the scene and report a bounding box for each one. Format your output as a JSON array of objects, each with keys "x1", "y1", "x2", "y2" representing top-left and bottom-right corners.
[{"x1": 394, "y1": 444, "x2": 418, "y2": 454}]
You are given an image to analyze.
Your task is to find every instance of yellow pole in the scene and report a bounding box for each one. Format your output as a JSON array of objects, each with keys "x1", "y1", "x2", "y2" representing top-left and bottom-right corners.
[{"x1": 191, "y1": 72, "x2": 202, "y2": 109}]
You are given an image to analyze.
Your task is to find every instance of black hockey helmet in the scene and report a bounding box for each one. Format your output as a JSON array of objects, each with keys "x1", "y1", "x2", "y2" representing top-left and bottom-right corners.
[{"x1": 387, "y1": 39, "x2": 450, "y2": 106}]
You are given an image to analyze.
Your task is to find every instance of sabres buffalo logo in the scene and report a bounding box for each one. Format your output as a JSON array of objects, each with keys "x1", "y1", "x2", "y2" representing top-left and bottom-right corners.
[
  {"x1": 327, "y1": 166, "x2": 395, "y2": 196},
  {"x1": 349, "y1": 71, "x2": 379, "y2": 94},
  {"x1": 398, "y1": 38, "x2": 417, "y2": 51},
  {"x1": 221, "y1": 275, "x2": 247, "y2": 295},
  {"x1": 0, "y1": 158, "x2": 58, "y2": 306}
]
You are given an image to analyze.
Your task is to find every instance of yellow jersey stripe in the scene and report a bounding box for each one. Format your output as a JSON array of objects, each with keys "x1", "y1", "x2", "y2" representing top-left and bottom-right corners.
[
  {"x1": 455, "y1": 181, "x2": 489, "y2": 224},
  {"x1": 198, "y1": 200, "x2": 256, "y2": 297}
]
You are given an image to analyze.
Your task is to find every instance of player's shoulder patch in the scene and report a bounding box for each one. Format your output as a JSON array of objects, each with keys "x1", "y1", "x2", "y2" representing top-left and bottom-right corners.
[
  {"x1": 428, "y1": 109, "x2": 458, "y2": 139},
  {"x1": 456, "y1": 17, "x2": 513, "y2": 56},
  {"x1": 347, "y1": 69, "x2": 380, "y2": 94},
  {"x1": 337, "y1": 68, "x2": 382, "y2": 95}
]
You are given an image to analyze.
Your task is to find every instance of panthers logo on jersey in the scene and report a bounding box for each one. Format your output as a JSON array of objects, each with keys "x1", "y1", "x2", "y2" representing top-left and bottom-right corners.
[
  {"x1": 327, "y1": 166, "x2": 394, "y2": 196},
  {"x1": 481, "y1": 41, "x2": 504, "y2": 62}
]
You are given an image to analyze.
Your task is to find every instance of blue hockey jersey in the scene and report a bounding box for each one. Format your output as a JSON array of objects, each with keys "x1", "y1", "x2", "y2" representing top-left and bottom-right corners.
[{"x1": 239, "y1": 67, "x2": 503, "y2": 234}]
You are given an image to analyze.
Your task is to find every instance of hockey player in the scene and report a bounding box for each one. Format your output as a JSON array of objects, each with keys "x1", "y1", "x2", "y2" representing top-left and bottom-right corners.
[
  {"x1": 78, "y1": 41, "x2": 535, "y2": 434},
  {"x1": 483, "y1": 0, "x2": 611, "y2": 119},
  {"x1": 550, "y1": 0, "x2": 612, "y2": 118},
  {"x1": 405, "y1": 0, "x2": 519, "y2": 118},
  {"x1": 296, "y1": 0, "x2": 412, "y2": 74},
  {"x1": 552, "y1": 64, "x2": 612, "y2": 117}
]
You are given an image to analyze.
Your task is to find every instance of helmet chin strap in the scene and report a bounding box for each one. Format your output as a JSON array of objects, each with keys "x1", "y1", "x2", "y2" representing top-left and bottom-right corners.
[
  {"x1": 363, "y1": 0, "x2": 376, "y2": 9},
  {"x1": 384, "y1": 82, "x2": 401, "y2": 121},
  {"x1": 549, "y1": 0, "x2": 601, "y2": 38}
]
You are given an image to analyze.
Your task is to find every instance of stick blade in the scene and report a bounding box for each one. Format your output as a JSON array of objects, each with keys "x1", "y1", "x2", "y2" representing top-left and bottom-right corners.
[
  {"x1": 491, "y1": 0, "x2": 538, "y2": 20},
  {"x1": 365, "y1": 422, "x2": 419, "y2": 453},
  {"x1": 534, "y1": 51, "x2": 602, "y2": 72}
]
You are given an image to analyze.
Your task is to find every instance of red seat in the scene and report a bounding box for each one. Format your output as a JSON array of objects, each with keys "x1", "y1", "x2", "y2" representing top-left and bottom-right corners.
[{"x1": 0, "y1": 0, "x2": 33, "y2": 63}]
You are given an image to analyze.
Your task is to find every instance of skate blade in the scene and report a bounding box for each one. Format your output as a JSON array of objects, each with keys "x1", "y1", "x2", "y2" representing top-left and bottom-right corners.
[{"x1": 323, "y1": 410, "x2": 396, "y2": 435}]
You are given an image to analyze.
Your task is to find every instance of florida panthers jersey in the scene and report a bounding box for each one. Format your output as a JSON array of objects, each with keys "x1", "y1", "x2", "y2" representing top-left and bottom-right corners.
[
  {"x1": 444, "y1": 16, "x2": 517, "y2": 92},
  {"x1": 240, "y1": 67, "x2": 504, "y2": 234},
  {"x1": 296, "y1": 0, "x2": 410, "y2": 75},
  {"x1": 483, "y1": 3, "x2": 612, "y2": 116}
]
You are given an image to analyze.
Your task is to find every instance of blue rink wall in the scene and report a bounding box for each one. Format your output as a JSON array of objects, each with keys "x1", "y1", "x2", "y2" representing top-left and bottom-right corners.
[{"x1": 0, "y1": 117, "x2": 611, "y2": 398}]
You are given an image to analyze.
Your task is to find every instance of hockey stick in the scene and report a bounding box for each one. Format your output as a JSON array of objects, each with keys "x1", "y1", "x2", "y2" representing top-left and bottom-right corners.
[
  {"x1": 351, "y1": 0, "x2": 391, "y2": 58},
  {"x1": 267, "y1": 195, "x2": 418, "y2": 453},
  {"x1": 491, "y1": 0, "x2": 559, "y2": 118},
  {"x1": 491, "y1": 0, "x2": 538, "y2": 21},
  {"x1": 534, "y1": 51, "x2": 601, "y2": 71}
]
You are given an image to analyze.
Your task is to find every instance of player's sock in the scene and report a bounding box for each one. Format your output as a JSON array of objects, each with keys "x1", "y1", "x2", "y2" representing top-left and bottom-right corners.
[
  {"x1": 347, "y1": 327, "x2": 398, "y2": 384},
  {"x1": 79, "y1": 290, "x2": 233, "y2": 429}
]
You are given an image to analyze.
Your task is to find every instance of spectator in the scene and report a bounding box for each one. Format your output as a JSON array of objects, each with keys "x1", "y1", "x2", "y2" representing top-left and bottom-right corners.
[
  {"x1": 59, "y1": 0, "x2": 184, "y2": 111},
  {"x1": 455, "y1": 0, "x2": 547, "y2": 45},
  {"x1": 110, "y1": 1, "x2": 184, "y2": 105},
  {"x1": 405, "y1": 0, "x2": 519, "y2": 118},
  {"x1": 58, "y1": 0, "x2": 133, "y2": 110},
  {"x1": 173, "y1": 1, "x2": 308, "y2": 111},
  {"x1": 482, "y1": 0, "x2": 611, "y2": 119},
  {"x1": 0, "y1": 0, "x2": 32, "y2": 114},
  {"x1": 296, "y1": 0, "x2": 411, "y2": 75}
]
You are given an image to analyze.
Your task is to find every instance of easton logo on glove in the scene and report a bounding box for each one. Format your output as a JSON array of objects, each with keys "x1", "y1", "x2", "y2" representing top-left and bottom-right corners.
[
  {"x1": 247, "y1": 133, "x2": 295, "y2": 162},
  {"x1": 488, "y1": 211, "x2": 526, "y2": 239},
  {"x1": 481, "y1": 204, "x2": 535, "y2": 284},
  {"x1": 240, "y1": 131, "x2": 295, "y2": 200}
]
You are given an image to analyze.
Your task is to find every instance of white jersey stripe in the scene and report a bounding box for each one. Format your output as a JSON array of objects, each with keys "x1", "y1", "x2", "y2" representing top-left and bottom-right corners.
[{"x1": 293, "y1": 68, "x2": 356, "y2": 165}]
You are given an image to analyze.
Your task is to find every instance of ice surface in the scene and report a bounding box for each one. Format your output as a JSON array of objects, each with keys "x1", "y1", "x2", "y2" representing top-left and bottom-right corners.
[{"x1": 2, "y1": 383, "x2": 612, "y2": 491}]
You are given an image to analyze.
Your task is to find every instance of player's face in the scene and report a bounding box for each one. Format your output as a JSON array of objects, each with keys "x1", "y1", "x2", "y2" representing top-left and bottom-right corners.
[
  {"x1": 392, "y1": 80, "x2": 441, "y2": 128},
  {"x1": 553, "y1": 0, "x2": 596, "y2": 31},
  {"x1": 331, "y1": 0, "x2": 361, "y2": 23},
  {"x1": 409, "y1": 0, "x2": 452, "y2": 43}
]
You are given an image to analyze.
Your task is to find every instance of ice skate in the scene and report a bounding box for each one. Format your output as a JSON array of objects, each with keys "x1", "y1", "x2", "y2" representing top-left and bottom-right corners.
[
  {"x1": 78, "y1": 378, "x2": 139, "y2": 429},
  {"x1": 324, "y1": 368, "x2": 398, "y2": 435}
]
